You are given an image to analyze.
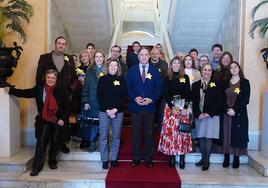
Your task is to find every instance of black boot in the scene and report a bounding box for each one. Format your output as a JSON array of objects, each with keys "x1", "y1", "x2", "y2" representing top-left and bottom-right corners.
[
  {"x1": 232, "y1": 155, "x2": 240, "y2": 168},
  {"x1": 195, "y1": 158, "x2": 204, "y2": 166},
  {"x1": 202, "y1": 162, "x2": 210, "y2": 171},
  {"x1": 169, "y1": 155, "x2": 175, "y2": 167},
  {"x1": 179, "y1": 155, "x2": 185, "y2": 169},
  {"x1": 30, "y1": 168, "x2": 39, "y2": 176},
  {"x1": 89, "y1": 142, "x2": 96, "y2": 152},
  {"x1": 223, "y1": 154, "x2": 230, "y2": 168}
]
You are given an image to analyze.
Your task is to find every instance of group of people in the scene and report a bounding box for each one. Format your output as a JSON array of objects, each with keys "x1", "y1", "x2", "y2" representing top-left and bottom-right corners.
[{"x1": 5, "y1": 36, "x2": 250, "y2": 176}]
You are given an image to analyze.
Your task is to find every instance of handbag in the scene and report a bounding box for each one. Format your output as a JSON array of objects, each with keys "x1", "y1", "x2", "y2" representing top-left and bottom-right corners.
[
  {"x1": 77, "y1": 108, "x2": 99, "y2": 141},
  {"x1": 178, "y1": 116, "x2": 192, "y2": 133},
  {"x1": 178, "y1": 101, "x2": 193, "y2": 133}
]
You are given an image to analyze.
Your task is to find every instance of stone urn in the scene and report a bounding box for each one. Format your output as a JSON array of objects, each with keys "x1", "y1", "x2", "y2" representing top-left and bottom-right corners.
[{"x1": 0, "y1": 42, "x2": 23, "y2": 87}]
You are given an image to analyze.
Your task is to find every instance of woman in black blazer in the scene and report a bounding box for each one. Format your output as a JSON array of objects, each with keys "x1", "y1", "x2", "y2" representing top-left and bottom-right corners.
[
  {"x1": 192, "y1": 63, "x2": 222, "y2": 170},
  {"x1": 6, "y1": 69, "x2": 67, "y2": 176},
  {"x1": 221, "y1": 62, "x2": 250, "y2": 168}
]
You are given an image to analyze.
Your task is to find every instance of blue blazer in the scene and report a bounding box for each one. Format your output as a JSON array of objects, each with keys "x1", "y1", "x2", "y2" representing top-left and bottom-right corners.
[{"x1": 127, "y1": 64, "x2": 162, "y2": 112}]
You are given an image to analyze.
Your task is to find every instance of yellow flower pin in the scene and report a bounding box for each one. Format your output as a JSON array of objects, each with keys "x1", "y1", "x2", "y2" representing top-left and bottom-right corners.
[
  {"x1": 99, "y1": 72, "x2": 104, "y2": 77},
  {"x1": 113, "y1": 80, "x2": 120, "y2": 86},
  {"x1": 75, "y1": 68, "x2": 85, "y2": 76},
  {"x1": 64, "y1": 56, "x2": 69, "y2": 62},
  {"x1": 158, "y1": 68, "x2": 161, "y2": 72},
  {"x1": 189, "y1": 75, "x2": 194, "y2": 81},
  {"x1": 146, "y1": 73, "x2": 152, "y2": 80},
  {"x1": 179, "y1": 78, "x2": 186, "y2": 83},
  {"x1": 234, "y1": 87, "x2": 241, "y2": 94},
  {"x1": 209, "y1": 82, "x2": 216, "y2": 88}
]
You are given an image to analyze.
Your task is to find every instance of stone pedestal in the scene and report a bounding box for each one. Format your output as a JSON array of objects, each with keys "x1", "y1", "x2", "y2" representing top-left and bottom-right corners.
[
  {"x1": 261, "y1": 90, "x2": 268, "y2": 159},
  {"x1": 0, "y1": 88, "x2": 20, "y2": 157}
]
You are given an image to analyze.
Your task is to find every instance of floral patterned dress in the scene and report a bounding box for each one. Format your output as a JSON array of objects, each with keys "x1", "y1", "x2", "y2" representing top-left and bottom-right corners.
[{"x1": 158, "y1": 104, "x2": 193, "y2": 155}]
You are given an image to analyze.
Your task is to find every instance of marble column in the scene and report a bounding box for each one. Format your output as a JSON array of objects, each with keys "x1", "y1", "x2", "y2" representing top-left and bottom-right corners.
[
  {"x1": 261, "y1": 90, "x2": 268, "y2": 159},
  {"x1": 0, "y1": 88, "x2": 20, "y2": 157}
]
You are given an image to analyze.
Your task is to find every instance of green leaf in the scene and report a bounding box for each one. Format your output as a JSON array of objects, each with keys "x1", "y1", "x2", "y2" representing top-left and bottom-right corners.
[
  {"x1": 251, "y1": 0, "x2": 268, "y2": 21},
  {"x1": 249, "y1": 18, "x2": 268, "y2": 38}
]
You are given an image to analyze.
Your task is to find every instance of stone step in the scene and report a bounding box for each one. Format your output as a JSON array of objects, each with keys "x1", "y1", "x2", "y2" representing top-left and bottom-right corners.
[
  {"x1": 180, "y1": 153, "x2": 248, "y2": 164},
  {"x1": 59, "y1": 142, "x2": 248, "y2": 164},
  {"x1": 179, "y1": 164, "x2": 268, "y2": 187},
  {"x1": 0, "y1": 161, "x2": 106, "y2": 188},
  {"x1": 0, "y1": 148, "x2": 34, "y2": 172},
  {"x1": 248, "y1": 151, "x2": 268, "y2": 177},
  {"x1": 1, "y1": 161, "x2": 268, "y2": 188}
]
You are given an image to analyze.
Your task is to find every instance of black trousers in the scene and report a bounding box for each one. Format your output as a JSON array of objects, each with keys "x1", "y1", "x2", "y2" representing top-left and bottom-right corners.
[
  {"x1": 32, "y1": 122, "x2": 60, "y2": 171},
  {"x1": 131, "y1": 110, "x2": 154, "y2": 161},
  {"x1": 59, "y1": 95, "x2": 71, "y2": 144}
]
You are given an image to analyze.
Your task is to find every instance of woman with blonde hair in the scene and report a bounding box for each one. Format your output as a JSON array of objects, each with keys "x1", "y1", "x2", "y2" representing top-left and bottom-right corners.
[
  {"x1": 97, "y1": 59, "x2": 127, "y2": 169},
  {"x1": 80, "y1": 50, "x2": 106, "y2": 152},
  {"x1": 192, "y1": 63, "x2": 221, "y2": 171}
]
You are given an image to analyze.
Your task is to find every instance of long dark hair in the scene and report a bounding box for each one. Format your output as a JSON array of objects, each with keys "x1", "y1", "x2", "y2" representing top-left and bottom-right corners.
[
  {"x1": 229, "y1": 61, "x2": 244, "y2": 79},
  {"x1": 183, "y1": 54, "x2": 196, "y2": 69},
  {"x1": 219, "y1": 51, "x2": 233, "y2": 70}
]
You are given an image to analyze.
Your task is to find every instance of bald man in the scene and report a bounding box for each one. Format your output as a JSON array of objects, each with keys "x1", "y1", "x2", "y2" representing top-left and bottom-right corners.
[
  {"x1": 150, "y1": 47, "x2": 168, "y2": 79},
  {"x1": 176, "y1": 51, "x2": 185, "y2": 63},
  {"x1": 149, "y1": 47, "x2": 168, "y2": 133}
]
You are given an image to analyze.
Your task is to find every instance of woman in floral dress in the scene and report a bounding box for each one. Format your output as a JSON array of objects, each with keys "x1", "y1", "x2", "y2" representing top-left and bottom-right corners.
[{"x1": 158, "y1": 56, "x2": 192, "y2": 169}]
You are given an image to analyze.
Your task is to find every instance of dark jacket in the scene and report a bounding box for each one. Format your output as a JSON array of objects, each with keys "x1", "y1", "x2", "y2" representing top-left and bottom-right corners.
[
  {"x1": 127, "y1": 52, "x2": 139, "y2": 68},
  {"x1": 127, "y1": 64, "x2": 162, "y2": 113},
  {"x1": 81, "y1": 65, "x2": 104, "y2": 118},
  {"x1": 9, "y1": 84, "x2": 68, "y2": 122},
  {"x1": 35, "y1": 52, "x2": 76, "y2": 94},
  {"x1": 149, "y1": 59, "x2": 168, "y2": 80},
  {"x1": 225, "y1": 78, "x2": 250, "y2": 148},
  {"x1": 192, "y1": 79, "x2": 222, "y2": 119}
]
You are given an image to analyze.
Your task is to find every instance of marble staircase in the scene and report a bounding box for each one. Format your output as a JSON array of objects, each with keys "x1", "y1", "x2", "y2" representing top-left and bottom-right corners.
[{"x1": 1, "y1": 144, "x2": 268, "y2": 188}]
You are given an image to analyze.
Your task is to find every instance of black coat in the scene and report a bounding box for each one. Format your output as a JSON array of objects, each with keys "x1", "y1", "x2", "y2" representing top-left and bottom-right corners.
[
  {"x1": 149, "y1": 59, "x2": 168, "y2": 80},
  {"x1": 9, "y1": 85, "x2": 68, "y2": 122},
  {"x1": 192, "y1": 79, "x2": 222, "y2": 119},
  {"x1": 35, "y1": 52, "x2": 76, "y2": 95},
  {"x1": 126, "y1": 52, "x2": 139, "y2": 68},
  {"x1": 9, "y1": 84, "x2": 68, "y2": 139},
  {"x1": 225, "y1": 78, "x2": 250, "y2": 148}
]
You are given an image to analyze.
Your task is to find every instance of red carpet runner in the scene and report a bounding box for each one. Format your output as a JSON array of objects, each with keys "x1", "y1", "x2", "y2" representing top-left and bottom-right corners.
[{"x1": 105, "y1": 127, "x2": 181, "y2": 188}]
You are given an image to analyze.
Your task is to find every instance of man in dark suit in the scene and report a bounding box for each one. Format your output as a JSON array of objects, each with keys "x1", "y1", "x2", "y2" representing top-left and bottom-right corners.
[
  {"x1": 126, "y1": 41, "x2": 141, "y2": 68},
  {"x1": 36, "y1": 36, "x2": 76, "y2": 154},
  {"x1": 127, "y1": 47, "x2": 162, "y2": 168}
]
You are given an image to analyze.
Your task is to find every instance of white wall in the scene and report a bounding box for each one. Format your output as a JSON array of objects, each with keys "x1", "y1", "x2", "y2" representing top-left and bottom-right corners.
[
  {"x1": 214, "y1": 0, "x2": 241, "y2": 61},
  {"x1": 49, "y1": 0, "x2": 71, "y2": 52}
]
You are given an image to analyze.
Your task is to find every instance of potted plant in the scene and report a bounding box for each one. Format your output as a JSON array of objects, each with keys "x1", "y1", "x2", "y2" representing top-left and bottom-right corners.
[
  {"x1": 0, "y1": 0, "x2": 34, "y2": 87},
  {"x1": 249, "y1": 0, "x2": 268, "y2": 69}
]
